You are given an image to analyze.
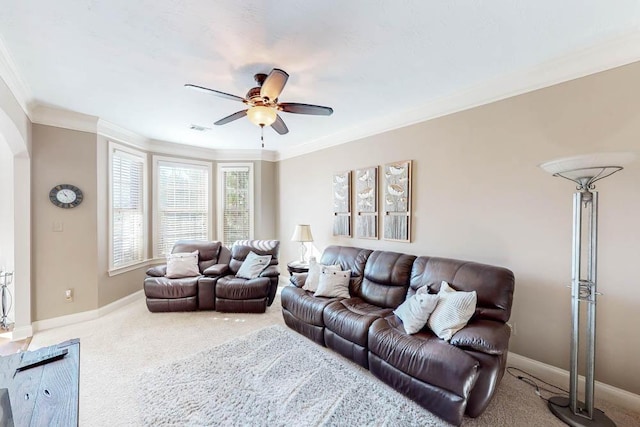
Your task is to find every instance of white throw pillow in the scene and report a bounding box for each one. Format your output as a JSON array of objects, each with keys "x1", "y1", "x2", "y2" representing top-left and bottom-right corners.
[
  {"x1": 394, "y1": 293, "x2": 439, "y2": 334},
  {"x1": 165, "y1": 250, "x2": 200, "y2": 279},
  {"x1": 314, "y1": 269, "x2": 350, "y2": 298},
  {"x1": 428, "y1": 281, "x2": 477, "y2": 341},
  {"x1": 303, "y1": 260, "x2": 341, "y2": 292},
  {"x1": 236, "y1": 251, "x2": 272, "y2": 279}
]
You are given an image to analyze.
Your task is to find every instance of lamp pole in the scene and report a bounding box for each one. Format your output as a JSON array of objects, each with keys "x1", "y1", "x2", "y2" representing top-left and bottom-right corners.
[{"x1": 540, "y1": 152, "x2": 635, "y2": 427}]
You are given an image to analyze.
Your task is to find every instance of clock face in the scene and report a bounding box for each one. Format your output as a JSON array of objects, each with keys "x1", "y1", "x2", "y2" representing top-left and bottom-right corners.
[{"x1": 49, "y1": 184, "x2": 83, "y2": 208}]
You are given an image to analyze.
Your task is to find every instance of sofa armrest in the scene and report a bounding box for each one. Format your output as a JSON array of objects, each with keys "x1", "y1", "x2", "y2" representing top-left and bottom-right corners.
[
  {"x1": 449, "y1": 319, "x2": 511, "y2": 355},
  {"x1": 203, "y1": 263, "x2": 228, "y2": 277},
  {"x1": 289, "y1": 273, "x2": 307, "y2": 288},
  {"x1": 146, "y1": 265, "x2": 167, "y2": 277},
  {"x1": 260, "y1": 265, "x2": 280, "y2": 278}
]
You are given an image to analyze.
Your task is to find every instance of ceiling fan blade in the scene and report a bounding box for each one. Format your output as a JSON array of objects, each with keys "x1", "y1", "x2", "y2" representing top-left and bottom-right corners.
[
  {"x1": 279, "y1": 102, "x2": 333, "y2": 116},
  {"x1": 214, "y1": 110, "x2": 247, "y2": 125},
  {"x1": 271, "y1": 114, "x2": 289, "y2": 135},
  {"x1": 260, "y1": 69, "x2": 289, "y2": 101},
  {"x1": 185, "y1": 84, "x2": 246, "y2": 102}
]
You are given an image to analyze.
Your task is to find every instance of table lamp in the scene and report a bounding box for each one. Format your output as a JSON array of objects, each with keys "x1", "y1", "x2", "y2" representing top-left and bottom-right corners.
[{"x1": 291, "y1": 224, "x2": 313, "y2": 264}]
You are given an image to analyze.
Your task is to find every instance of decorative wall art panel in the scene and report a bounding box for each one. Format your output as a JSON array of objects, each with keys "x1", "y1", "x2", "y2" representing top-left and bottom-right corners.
[
  {"x1": 383, "y1": 160, "x2": 412, "y2": 242},
  {"x1": 332, "y1": 170, "x2": 351, "y2": 237},
  {"x1": 355, "y1": 166, "x2": 378, "y2": 239}
]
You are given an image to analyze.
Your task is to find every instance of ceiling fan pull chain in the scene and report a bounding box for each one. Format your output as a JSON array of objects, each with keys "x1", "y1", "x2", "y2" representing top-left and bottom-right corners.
[{"x1": 260, "y1": 124, "x2": 265, "y2": 148}]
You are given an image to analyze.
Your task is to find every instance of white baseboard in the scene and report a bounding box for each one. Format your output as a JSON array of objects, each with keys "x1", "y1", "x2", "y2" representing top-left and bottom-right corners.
[
  {"x1": 507, "y1": 352, "x2": 640, "y2": 413},
  {"x1": 10, "y1": 324, "x2": 34, "y2": 341},
  {"x1": 32, "y1": 290, "x2": 144, "y2": 333}
]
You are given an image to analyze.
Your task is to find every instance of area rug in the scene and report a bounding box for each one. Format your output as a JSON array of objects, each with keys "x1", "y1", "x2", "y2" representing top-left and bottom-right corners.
[{"x1": 138, "y1": 325, "x2": 451, "y2": 426}]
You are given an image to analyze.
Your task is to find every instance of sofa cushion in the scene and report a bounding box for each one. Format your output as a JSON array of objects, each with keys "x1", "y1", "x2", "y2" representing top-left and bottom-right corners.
[
  {"x1": 303, "y1": 260, "x2": 341, "y2": 292},
  {"x1": 314, "y1": 269, "x2": 350, "y2": 298},
  {"x1": 359, "y1": 251, "x2": 416, "y2": 308},
  {"x1": 409, "y1": 256, "x2": 514, "y2": 323},
  {"x1": 449, "y1": 319, "x2": 511, "y2": 355},
  {"x1": 428, "y1": 282, "x2": 477, "y2": 341},
  {"x1": 235, "y1": 251, "x2": 272, "y2": 279},
  {"x1": 165, "y1": 251, "x2": 200, "y2": 279},
  {"x1": 172, "y1": 240, "x2": 222, "y2": 272},
  {"x1": 369, "y1": 316, "x2": 479, "y2": 397},
  {"x1": 281, "y1": 286, "x2": 340, "y2": 326},
  {"x1": 393, "y1": 293, "x2": 439, "y2": 334},
  {"x1": 143, "y1": 276, "x2": 198, "y2": 299},
  {"x1": 319, "y1": 246, "x2": 373, "y2": 294},
  {"x1": 229, "y1": 240, "x2": 280, "y2": 274},
  {"x1": 216, "y1": 276, "x2": 270, "y2": 300},
  {"x1": 323, "y1": 298, "x2": 393, "y2": 347}
]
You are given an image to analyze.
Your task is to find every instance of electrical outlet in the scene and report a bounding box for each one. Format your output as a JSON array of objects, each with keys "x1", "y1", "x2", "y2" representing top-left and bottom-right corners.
[
  {"x1": 65, "y1": 288, "x2": 73, "y2": 302},
  {"x1": 509, "y1": 322, "x2": 517, "y2": 336}
]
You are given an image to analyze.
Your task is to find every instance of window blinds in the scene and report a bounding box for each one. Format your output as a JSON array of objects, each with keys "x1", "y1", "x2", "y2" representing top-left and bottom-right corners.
[
  {"x1": 111, "y1": 149, "x2": 145, "y2": 268},
  {"x1": 156, "y1": 161, "x2": 209, "y2": 257},
  {"x1": 220, "y1": 166, "x2": 252, "y2": 247}
]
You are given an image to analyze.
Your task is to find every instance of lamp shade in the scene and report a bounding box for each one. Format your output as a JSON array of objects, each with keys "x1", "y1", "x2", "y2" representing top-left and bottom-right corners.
[
  {"x1": 247, "y1": 106, "x2": 277, "y2": 126},
  {"x1": 539, "y1": 151, "x2": 636, "y2": 187},
  {"x1": 291, "y1": 224, "x2": 313, "y2": 242}
]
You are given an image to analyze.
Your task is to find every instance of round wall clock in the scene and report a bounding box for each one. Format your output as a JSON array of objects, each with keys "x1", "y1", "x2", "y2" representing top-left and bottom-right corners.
[{"x1": 49, "y1": 184, "x2": 84, "y2": 208}]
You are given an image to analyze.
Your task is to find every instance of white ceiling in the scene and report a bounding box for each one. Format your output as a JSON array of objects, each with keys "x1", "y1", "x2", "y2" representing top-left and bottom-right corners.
[{"x1": 1, "y1": 1, "x2": 640, "y2": 156}]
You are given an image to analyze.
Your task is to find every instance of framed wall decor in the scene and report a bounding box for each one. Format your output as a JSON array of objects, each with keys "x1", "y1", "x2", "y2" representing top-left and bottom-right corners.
[
  {"x1": 383, "y1": 160, "x2": 412, "y2": 242},
  {"x1": 332, "y1": 170, "x2": 351, "y2": 236},
  {"x1": 355, "y1": 166, "x2": 378, "y2": 239}
]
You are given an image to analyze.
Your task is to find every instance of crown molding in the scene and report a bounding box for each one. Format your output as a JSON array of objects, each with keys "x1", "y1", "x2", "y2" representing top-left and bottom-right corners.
[
  {"x1": 275, "y1": 29, "x2": 640, "y2": 161},
  {"x1": 146, "y1": 138, "x2": 277, "y2": 162},
  {"x1": 0, "y1": 34, "x2": 32, "y2": 119},
  {"x1": 31, "y1": 104, "x2": 98, "y2": 133},
  {"x1": 97, "y1": 119, "x2": 149, "y2": 147},
  {"x1": 6, "y1": 27, "x2": 640, "y2": 162}
]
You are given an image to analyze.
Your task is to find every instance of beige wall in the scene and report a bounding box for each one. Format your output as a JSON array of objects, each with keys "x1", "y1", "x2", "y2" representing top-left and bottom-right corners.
[
  {"x1": 32, "y1": 124, "x2": 99, "y2": 319},
  {"x1": 254, "y1": 160, "x2": 277, "y2": 239},
  {"x1": 32, "y1": 129, "x2": 279, "y2": 309},
  {"x1": 277, "y1": 61, "x2": 640, "y2": 395}
]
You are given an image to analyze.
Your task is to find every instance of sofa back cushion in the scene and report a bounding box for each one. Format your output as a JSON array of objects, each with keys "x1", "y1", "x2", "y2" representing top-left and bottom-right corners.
[
  {"x1": 319, "y1": 245, "x2": 373, "y2": 293},
  {"x1": 358, "y1": 251, "x2": 416, "y2": 308},
  {"x1": 229, "y1": 240, "x2": 280, "y2": 274},
  {"x1": 409, "y1": 256, "x2": 514, "y2": 323},
  {"x1": 172, "y1": 240, "x2": 222, "y2": 273}
]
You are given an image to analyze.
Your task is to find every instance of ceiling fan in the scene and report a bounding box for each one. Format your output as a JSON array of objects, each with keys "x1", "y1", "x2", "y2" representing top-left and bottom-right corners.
[{"x1": 185, "y1": 68, "x2": 333, "y2": 146}]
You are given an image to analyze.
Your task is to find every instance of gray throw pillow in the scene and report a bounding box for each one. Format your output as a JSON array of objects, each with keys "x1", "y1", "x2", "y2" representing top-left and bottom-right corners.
[
  {"x1": 165, "y1": 250, "x2": 200, "y2": 279},
  {"x1": 428, "y1": 281, "x2": 477, "y2": 341},
  {"x1": 235, "y1": 251, "x2": 272, "y2": 279},
  {"x1": 314, "y1": 269, "x2": 350, "y2": 298},
  {"x1": 394, "y1": 293, "x2": 439, "y2": 334}
]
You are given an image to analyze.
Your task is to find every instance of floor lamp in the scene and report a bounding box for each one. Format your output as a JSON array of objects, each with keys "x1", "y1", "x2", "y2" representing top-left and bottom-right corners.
[{"x1": 540, "y1": 152, "x2": 635, "y2": 427}]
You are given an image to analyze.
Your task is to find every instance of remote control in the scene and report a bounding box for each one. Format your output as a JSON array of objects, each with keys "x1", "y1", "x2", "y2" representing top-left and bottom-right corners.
[{"x1": 14, "y1": 348, "x2": 69, "y2": 375}]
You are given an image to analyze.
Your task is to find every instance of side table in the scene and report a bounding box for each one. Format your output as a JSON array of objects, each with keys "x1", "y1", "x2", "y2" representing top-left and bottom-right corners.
[{"x1": 287, "y1": 262, "x2": 310, "y2": 275}]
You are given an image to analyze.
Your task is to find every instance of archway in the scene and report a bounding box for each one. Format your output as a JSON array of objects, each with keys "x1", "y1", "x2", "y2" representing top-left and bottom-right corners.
[{"x1": 0, "y1": 107, "x2": 32, "y2": 339}]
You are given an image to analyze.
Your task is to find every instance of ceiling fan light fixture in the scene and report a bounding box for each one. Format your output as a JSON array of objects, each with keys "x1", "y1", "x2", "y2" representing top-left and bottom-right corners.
[{"x1": 247, "y1": 106, "x2": 277, "y2": 127}]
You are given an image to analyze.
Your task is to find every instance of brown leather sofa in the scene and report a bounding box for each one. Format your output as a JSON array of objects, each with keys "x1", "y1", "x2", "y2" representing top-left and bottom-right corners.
[
  {"x1": 281, "y1": 245, "x2": 514, "y2": 426},
  {"x1": 144, "y1": 239, "x2": 280, "y2": 313}
]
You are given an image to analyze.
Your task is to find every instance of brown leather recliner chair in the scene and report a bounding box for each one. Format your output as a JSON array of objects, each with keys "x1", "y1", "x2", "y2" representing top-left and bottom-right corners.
[
  {"x1": 144, "y1": 240, "x2": 230, "y2": 312},
  {"x1": 215, "y1": 240, "x2": 280, "y2": 313}
]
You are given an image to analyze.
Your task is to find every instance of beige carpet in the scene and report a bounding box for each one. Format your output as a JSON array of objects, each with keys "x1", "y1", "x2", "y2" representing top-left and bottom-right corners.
[{"x1": 29, "y1": 291, "x2": 640, "y2": 426}]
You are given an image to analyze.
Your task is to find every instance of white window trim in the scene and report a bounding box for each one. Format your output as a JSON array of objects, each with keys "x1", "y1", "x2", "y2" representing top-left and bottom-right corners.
[
  {"x1": 216, "y1": 162, "x2": 255, "y2": 245},
  {"x1": 108, "y1": 141, "x2": 149, "y2": 274},
  {"x1": 152, "y1": 155, "x2": 213, "y2": 258}
]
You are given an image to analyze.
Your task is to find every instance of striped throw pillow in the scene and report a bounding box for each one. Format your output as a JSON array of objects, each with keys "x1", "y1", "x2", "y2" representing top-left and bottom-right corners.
[{"x1": 428, "y1": 281, "x2": 477, "y2": 341}]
